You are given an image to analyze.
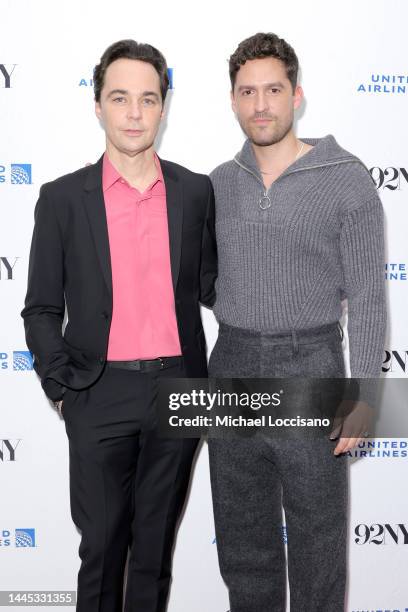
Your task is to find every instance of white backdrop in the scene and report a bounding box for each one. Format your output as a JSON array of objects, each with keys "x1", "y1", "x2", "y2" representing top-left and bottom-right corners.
[{"x1": 1, "y1": 0, "x2": 407, "y2": 610}]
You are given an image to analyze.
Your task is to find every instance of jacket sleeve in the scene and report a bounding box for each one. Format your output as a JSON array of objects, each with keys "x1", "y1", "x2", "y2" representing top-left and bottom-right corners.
[
  {"x1": 340, "y1": 193, "x2": 387, "y2": 380},
  {"x1": 21, "y1": 185, "x2": 68, "y2": 401},
  {"x1": 199, "y1": 177, "x2": 217, "y2": 308}
]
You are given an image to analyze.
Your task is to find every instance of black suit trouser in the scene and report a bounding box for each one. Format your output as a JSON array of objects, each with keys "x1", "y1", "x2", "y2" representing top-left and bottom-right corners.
[{"x1": 63, "y1": 360, "x2": 198, "y2": 612}]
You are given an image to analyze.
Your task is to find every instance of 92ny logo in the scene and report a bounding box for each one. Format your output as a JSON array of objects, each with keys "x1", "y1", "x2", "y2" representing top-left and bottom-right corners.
[
  {"x1": 0, "y1": 257, "x2": 19, "y2": 280},
  {"x1": 0, "y1": 64, "x2": 16, "y2": 88},
  {"x1": 355, "y1": 523, "x2": 408, "y2": 545},
  {"x1": 370, "y1": 167, "x2": 408, "y2": 190},
  {"x1": 382, "y1": 350, "x2": 408, "y2": 374},
  {"x1": 0, "y1": 439, "x2": 21, "y2": 461}
]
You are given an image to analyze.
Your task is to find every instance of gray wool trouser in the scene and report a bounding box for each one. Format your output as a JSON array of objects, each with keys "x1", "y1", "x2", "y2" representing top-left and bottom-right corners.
[{"x1": 208, "y1": 322, "x2": 348, "y2": 612}]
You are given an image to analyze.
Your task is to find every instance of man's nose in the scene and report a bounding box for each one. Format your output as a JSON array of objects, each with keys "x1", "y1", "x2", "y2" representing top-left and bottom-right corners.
[
  {"x1": 254, "y1": 92, "x2": 268, "y2": 114},
  {"x1": 127, "y1": 101, "x2": 142, "y2": 120}
]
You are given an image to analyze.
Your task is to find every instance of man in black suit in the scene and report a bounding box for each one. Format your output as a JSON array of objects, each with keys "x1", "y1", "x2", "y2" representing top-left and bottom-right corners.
[{"x1": 21, "y1": 39, "x2": 216, "y2": 612}]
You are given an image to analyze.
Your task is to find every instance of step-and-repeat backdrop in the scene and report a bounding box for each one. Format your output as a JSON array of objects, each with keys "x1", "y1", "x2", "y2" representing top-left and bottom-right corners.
[{"x1": 1, "y1": 0, "x2": 407, "y2": 610}]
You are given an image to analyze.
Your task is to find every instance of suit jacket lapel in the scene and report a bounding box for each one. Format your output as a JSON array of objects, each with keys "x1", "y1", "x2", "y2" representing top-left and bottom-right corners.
[
  {"x1": 83, "y1": 156, "x2": 113, "y2": 295},
  {"x1": 160, "y1": 159, "x2": 183, "y2": 292}
]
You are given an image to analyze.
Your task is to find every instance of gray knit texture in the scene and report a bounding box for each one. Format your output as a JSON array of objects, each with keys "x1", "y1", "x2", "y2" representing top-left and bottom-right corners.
[{"x1": 210, "y1": 135, "x2": 386, "y2": 378}]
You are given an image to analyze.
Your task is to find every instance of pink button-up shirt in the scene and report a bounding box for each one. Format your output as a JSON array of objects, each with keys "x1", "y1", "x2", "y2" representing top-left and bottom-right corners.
[{"x1": 103, "y1": 153, "x2": 182, "y2": 360}]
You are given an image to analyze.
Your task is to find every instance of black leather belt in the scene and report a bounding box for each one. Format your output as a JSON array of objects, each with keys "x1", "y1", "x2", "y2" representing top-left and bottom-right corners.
[{"x1": 107, "y1": 356, "x2": 183, "y2": 372}]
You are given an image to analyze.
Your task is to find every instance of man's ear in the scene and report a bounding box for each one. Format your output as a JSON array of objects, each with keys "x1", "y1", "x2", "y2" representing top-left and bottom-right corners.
[
  {"x1": 293, "y1": 85, "x2": 304, "y2": 111},
  {"x1": 95, "y1": 101, "x2": 102, "y2": 121},
  {"x1": 230, "y1": 89, "x2": 237, "y2": 115}
]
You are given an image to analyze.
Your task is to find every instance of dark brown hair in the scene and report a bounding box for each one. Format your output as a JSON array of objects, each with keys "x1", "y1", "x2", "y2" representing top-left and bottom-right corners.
[
  {"x1": 229, "y1": 33, "x2": 299, "y2": 92},
  {"x1": 93, "y1": 39, "x2": 169, "y2": 103}
]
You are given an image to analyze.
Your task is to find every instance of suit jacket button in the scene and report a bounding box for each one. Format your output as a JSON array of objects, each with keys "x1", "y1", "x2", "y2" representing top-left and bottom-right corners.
[
  {"x1": 99, "y1": 356, "x2": 104, "y2": 364},
  {"x1": 182, "y1": 345, "x2": 187, "y2": 351}
]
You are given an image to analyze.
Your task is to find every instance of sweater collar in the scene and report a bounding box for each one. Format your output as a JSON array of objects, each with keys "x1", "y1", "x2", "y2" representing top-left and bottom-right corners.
[{"x1": 235, "y1": 134, "x2": 359, "y2": 178}]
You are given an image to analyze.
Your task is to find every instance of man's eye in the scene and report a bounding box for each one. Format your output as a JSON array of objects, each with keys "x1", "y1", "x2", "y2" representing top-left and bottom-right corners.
[
  {"x1": 242, "y1": 90, "x2": 253, "y2": 96},
  {"x1": 269, "y1": 88, "x2": 280, "y2": 94},
  {"x1": 142, "y1": 98, "x2": 156, "y2": 105},
  {"x1": 113, "y1": 97, "x2": 126, "y2": 103}
]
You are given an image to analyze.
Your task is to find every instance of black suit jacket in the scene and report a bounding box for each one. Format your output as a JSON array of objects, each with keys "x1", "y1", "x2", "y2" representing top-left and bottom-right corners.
[{"x1": 21, "y1": 156, "x2": 217, "y2": 401}]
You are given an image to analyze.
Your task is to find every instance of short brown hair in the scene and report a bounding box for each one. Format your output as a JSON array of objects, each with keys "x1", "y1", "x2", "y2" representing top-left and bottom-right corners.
[
  {"x1": 229, "y1": 33, "x2": 299, "y2": 92},
  {"x1": 93, "y1": 39, "x2": 169, "y2": 103}
]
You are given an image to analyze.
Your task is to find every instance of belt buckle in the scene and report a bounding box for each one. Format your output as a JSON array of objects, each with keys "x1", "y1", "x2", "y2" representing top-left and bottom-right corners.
[{"x1": 158, "y1": 357, "x2": 164, "y2": 369}]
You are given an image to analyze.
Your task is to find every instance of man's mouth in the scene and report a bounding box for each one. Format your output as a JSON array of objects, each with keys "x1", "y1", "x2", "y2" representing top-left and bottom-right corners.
[{"x1": 123, "y1": 129, "x2": 144, "y2": 136}]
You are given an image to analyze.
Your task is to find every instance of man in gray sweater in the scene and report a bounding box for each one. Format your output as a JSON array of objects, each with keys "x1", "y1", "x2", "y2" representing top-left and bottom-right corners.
[{"x1": 208, "y1": 33, "x2": 386, "y2": 612}]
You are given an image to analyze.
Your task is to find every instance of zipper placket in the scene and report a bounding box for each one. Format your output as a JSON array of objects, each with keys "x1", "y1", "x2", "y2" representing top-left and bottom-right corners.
[
  {"x1": 234, "y1": 156, "x2": 268, "y2": 197},
  {"x1": 233, "y1": 156, "x2": 367, "y2": 208}
]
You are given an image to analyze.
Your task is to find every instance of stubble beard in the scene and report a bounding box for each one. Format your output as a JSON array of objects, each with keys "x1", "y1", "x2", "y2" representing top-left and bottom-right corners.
[{"x1": 240, "y1": 115, "x2": 294, "y2": 148}]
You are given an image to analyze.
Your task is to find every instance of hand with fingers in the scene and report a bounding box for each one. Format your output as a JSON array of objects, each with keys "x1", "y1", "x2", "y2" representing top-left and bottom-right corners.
[
  {"x1": 53, "y1": 399, "x2": 64, "y2": 418},
  {"x1": 329, "y1": 399, "x2": 372, "y2": 455}
]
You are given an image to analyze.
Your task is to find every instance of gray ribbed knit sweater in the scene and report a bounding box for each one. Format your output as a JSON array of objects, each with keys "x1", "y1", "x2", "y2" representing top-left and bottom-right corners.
[{"x1": 210, "y1": 135, "x2": 386, "y2": 377}]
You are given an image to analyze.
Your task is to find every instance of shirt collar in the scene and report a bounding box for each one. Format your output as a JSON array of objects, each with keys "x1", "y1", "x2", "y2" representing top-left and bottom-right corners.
[{"x1": 102, "y1": 152, "x2": 164, "y2": 193}]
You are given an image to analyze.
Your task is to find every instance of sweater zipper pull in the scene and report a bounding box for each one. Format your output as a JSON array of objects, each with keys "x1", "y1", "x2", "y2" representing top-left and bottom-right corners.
[{"x1": 259, "y1": 190, "x2": 272, "y2": 210}]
